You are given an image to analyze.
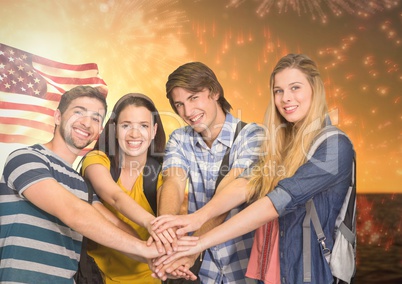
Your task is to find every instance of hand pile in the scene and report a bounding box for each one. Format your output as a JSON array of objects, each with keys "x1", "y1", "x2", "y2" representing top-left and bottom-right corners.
[{"x1": 146, "y1": 214, "x2": 204, "y2": 281}]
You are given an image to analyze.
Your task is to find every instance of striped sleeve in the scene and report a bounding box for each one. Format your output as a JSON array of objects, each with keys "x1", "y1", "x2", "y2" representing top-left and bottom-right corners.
[{"x1": 3, "y1": 147, "x2": 55, "y2": 197}]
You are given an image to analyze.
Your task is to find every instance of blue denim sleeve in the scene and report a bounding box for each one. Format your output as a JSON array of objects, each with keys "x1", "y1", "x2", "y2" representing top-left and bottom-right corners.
[{"x1": 267, "y1": 134, "x2": 354, "y2": 216}]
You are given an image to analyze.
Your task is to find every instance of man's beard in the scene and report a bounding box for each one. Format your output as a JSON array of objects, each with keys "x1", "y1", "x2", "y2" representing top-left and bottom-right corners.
[{"x1": 60, "y1": 123, "x2": 90, "y2": 150}]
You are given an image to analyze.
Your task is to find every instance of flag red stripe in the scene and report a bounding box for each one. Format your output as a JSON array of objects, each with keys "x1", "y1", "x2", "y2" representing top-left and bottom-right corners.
[
  {"x1": 34, "y1": 69, "x2": 107, "y2": 85},
  {"x1": 32, "y1": 55, "x2": 101, "y2": 72},
  {"x1": 0, "y1": 133, "x2": 47, "y2": 144},
  {"x1": 0, "y1": 101, "x2": 55, "y2": 116},
  {"x1": 43, "y1": 92, "x2": 62, "y2": 102},
  {"x1": 0, "y1": 117, "x2": 54, "y2": 134}
]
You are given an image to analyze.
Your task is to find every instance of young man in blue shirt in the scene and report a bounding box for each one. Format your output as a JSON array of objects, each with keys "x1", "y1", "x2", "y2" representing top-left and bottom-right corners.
[{"x1": 155, "y1": 62, "x2": 264, "y2": 283}]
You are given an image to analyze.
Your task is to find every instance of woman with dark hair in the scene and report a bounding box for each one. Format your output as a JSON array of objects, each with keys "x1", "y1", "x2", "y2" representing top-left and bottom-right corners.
[{"x1": 81, "y1": 93, "x2": 174, "y2": 284}]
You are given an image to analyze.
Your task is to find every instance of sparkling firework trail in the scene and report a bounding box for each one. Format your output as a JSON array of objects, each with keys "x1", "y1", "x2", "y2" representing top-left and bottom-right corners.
[{"x1": 226, "y1": 0, "x2": 401, "y2": 22}]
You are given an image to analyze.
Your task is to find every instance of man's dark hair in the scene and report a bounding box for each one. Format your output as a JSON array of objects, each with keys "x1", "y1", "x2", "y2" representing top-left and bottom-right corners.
[
  {"x1": 166, "y1": 62, "x2": 232, "y2": 114},
  {"x1": 57, "y1": 85, "x2": 107, "y2": 115}
]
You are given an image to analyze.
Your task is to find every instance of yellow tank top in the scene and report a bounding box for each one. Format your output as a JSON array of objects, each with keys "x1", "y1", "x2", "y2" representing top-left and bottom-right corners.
[{"x1": 82, "y1": 151, "x2": 162, "y2": 284}]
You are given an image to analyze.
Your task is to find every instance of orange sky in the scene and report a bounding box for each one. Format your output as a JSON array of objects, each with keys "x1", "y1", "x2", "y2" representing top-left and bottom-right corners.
[{"x1": 0, "y1": 0, "x2": 401, "y2": 193}]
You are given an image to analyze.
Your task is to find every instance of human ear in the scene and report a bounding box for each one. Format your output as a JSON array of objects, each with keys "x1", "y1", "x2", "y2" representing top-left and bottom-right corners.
[
  {"x1": 54, "y1": 109, "x2": 62, "y2": 126},
  {"x1": 152, "y1": 123, "x2": 158, "y2": 139},
  {"x1": 211, "y1": 91, "x2": 220, "y2": 101}
]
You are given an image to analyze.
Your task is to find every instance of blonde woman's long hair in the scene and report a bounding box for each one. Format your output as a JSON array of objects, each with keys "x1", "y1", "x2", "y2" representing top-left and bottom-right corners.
[{"x1": 247, "y1": 54, "x2": 329, "y2": 202}]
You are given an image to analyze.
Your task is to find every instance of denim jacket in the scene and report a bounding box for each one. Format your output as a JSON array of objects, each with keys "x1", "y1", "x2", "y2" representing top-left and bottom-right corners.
[{"x1": 267, "y1": 128, "x2": 354, "y2": 284}]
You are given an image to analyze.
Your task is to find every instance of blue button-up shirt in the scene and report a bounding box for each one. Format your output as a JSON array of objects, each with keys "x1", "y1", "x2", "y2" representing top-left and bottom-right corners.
[
  {"x1": 268, "y1": 129, "x2": 354, "y2": 284},
  {"x1": 163, "y1": 113, "x2": 264, "y2": 283}
]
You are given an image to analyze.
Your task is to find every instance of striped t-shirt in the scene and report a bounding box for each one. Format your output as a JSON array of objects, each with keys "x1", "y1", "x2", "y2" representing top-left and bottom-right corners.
[{"x1": 0, "y1": 144, "x2": 88, "y2": 283}]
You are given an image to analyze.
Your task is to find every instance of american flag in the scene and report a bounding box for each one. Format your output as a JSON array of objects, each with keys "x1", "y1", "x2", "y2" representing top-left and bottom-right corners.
[{"x1": 0, "y1": 43, "x2": 108, "y2": 145}]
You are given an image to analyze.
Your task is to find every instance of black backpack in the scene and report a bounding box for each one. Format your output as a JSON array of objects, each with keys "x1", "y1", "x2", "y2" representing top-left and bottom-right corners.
[{"x1": 74, "y1": 156, "x2": 161, "y2": 283}]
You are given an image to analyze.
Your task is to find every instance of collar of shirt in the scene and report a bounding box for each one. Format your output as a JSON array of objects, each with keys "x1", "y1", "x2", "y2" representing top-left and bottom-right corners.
[{"x1": 192, "y1": 113, "x2": 239, "y2": 151}]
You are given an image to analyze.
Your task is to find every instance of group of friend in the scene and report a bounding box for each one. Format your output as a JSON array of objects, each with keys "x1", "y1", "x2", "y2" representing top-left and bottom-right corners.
[{"x1": 0, "y1": 53, "x2": 355, "y2": 284}]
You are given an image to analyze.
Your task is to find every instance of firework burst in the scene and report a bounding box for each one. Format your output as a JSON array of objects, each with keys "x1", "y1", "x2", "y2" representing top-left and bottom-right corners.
[{"x1": 226, "y1": 0, "x2": 401, "y2": 23}]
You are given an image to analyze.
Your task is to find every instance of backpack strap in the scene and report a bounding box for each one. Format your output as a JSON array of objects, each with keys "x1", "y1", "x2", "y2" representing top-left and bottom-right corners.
[
  {"x1": 109, "y1": 156, "x2": 161, "y2": 215},
  {"x1": 303, "y1": 200, "x2": 331, "y2": 282},
  {"x1": 302, "y1": 126, "x2": 356, "y2": 282},
  {"x1": 75, "y1": 156, "x2": 161, "y2": 282},
  {"x1": 85, "y1": 178, "x2": 94, "y2": 204},
  {"x1": 142, "y1": 157, "x2": 162, "y2": 214},
  {"x1": 342, "y1": 157, "x2": 356, "y2": 233},
  {"x1": 74, "y1": 177, "x2": 96, "y2": 283},
  {"x1": 189, "y1": 121, "x2": 247, "y2": 275},
  {"x1": 215, "y1": 121, "x2": 247, "y2": 190}
]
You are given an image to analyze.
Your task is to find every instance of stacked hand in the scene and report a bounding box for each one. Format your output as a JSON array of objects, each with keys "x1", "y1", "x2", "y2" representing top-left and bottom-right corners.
[
  {"x1": 151, "y1": 213, "x2": 203, "y2": 236},
  {"x1": 146, "y1": 214, "x2": 205, "y2": 281},
  {"x1": 146, "y1": 222, "x2": 178, "y2": 254}
]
